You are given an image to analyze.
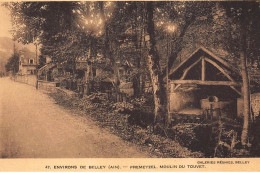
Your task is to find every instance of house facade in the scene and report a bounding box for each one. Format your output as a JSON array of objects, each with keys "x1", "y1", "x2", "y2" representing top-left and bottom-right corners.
[{"x1": 18, "y1": 48, "x2": 37, "y2": 75}]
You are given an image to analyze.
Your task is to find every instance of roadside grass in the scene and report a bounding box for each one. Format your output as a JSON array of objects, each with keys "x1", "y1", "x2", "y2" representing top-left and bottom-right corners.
[{"x1": 48, "y1": 88, "x2": 204, "y2": 158}]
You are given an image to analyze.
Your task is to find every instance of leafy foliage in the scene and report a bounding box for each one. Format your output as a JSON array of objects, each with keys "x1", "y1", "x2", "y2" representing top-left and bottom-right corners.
[
  {"x1": 5, "y1": 1, "x2": 260, "y2": 156},
  {"x1": 5, "y1": 51, "x2": 19, "y2": 73}
]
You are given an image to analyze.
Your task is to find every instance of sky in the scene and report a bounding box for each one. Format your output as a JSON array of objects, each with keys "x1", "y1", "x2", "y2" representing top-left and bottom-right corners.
[
  {"x1": 0, "y1": 3, "x2": 37, "y2": 53},
  {"x1": 0, "y1": 3, "x2": 12, "y2": 38}
]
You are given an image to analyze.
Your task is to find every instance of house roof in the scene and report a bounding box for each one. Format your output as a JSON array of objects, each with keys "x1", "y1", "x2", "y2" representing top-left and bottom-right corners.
[
  {"x1": 168, "y1": 46, "x2": 239, "y2": 78},
  {"x1": 19, "y1": 48, "x2": 36, "y2": 60},
  {"x1": 38, "y1": 63, "x2": 56, "y2": 75},
  {"x1": 168, "y1": 46, "x2": 260, "y2": 94}
]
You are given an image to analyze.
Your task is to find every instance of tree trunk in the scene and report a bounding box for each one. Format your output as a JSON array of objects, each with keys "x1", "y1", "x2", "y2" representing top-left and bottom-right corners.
[
  {"x1": 84, "y1": 62, "x2": 91, "y2": 95},
  {"x1": 112, "y1": 48, "x2": 121, "y2": 102},
  {"x1": 99, "y1": 1, "x2": 121, "y2": 102},
  {"x1": 133, "y1": 2, "x2": 141, "y2": 97},
  {"x1": 145, "y1": 2, "x2": 165, "y2": 125},
  {"x1": 140, "y1": 15, "x2": 146, "y2": 94},
  {"x1": 113, "y1": 63, "x2": 121, "y2": 102},
  {"x1": 84, "y1": 46, "x2": 92, "y2": 96},
  {"x1": 141, "y1": 73, "x2": 146, "y2": 94},
  {"x1": 133, "y1": 75, "x2": 140, "y2": 97},
  {"x1": 241, "y1": 51, "x2": 250, "y2": 146},
  {"x1": 240, "y1": 9, "x2": 251, "y2": 146}
]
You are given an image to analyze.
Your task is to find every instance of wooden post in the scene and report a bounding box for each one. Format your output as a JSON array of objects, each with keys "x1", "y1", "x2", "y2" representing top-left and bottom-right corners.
[
  {"x1": 84, "y1": 70, "x2": 89, "y2": 95},
  {"x1": 35, "y1": 43, "x2": 38, "y2": 89},
  {"x1": 166, "y1": 34, "x2": 171, "y2": 125},
  {"x1": 170, "y1": 82, "x2": 175, "y2": 93},
  {"x1": 202, "y1": 57, "x2": 206, "y2": 81},
  {"x1": 172, "y1": 80, "x2": 239, "y2": 86}
]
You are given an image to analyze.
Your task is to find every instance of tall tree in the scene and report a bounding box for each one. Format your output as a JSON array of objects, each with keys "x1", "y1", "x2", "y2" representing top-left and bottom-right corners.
[
  {"x1": 145, "y1": 2, "x2": 166, "y2": 125},
  {"x1": 239, "y1": 6, "x2": 250, "y2": 147},
  {"x1": 98, "y1": 1, "x2": 121, "y2": 101},
  {"x1": 222, "y1": 1, "x2": 260, "y2": 146},
  {"x1": 5, "y1": 51, "x2": 19, "y2": 74}
]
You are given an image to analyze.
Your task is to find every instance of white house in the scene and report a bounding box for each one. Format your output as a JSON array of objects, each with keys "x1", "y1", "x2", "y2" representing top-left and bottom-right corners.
[{"x1": 18, "y1": 48, "x2": 37, "y2": 75}]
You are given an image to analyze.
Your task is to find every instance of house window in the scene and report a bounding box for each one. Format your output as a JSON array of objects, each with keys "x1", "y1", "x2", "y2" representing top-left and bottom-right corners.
[{"x1": 29, "y1": 59, "x2": 34, "y2": 64}]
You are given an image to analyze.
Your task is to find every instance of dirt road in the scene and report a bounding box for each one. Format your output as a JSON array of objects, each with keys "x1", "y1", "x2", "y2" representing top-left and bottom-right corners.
[{"x1": 0, "y1": 78, "x2": 148, "y2": 158}]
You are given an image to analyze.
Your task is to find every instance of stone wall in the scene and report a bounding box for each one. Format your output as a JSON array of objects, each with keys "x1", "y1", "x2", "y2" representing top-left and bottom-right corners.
[
  {"x1": 14, "y1": 74, "x2": 37, "y2": 87},
  {"x1": 14, "y1": 75, "x2": 59, "y2": 92},
  {"x1": 169, "y1": 88, "x2": 200, "y2": 112},
  {"x1": 38, "y1": 80, "x2": 59, "y2": 92},
  {"x1": 251, "y1": 93, "x2": 260, "y2": 117}
]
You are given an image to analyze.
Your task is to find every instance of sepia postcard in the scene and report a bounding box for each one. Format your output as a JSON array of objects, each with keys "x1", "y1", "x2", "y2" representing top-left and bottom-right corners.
[{"x1": 0, "y1": 0, "x2": 259, "y2": 172}]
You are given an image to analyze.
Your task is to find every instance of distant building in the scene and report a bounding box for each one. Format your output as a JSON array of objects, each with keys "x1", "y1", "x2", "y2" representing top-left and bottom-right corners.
[{"x1": 18, "y1": 48, "x2": 37, "y2": 75}]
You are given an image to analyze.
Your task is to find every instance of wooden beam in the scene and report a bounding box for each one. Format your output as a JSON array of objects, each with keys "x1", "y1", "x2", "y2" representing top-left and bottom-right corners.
[
  {"x1": 230, "y1": 86, "x2": 242, "y2": 95},
  {"x1": 168, "y1": 48, "x2": 201, "y2": 77},
  {"x1": 170, "y1": 83, "x2": 175, "y2": 92},
  {"x1": 173, "y1": 84, "x2": 182, "y2": 91},
  {"x1": 171, "y1": 80, "x2": 240, "y2": 86},
  {"x1": 204, "y1": 58, "x2": 241, "y2": 95},
  {"x1": 173, "y1": 58, "x2": 202, "y2": 91},
  {"x1": 205, "y1": 58, "x2": 235, "y2": 82},
  {"x1": 180, "y1": 57, "x2": 202, "y2": 80},
  {"x1": 168, "y1": 46, "x2": 238, "y2": 78},
  {"x1": 200, "y1": 47, "x2": 238, "y2": 72},
  {"x1": 201, "y1": 57, "x2": 205, "y2": 81}
]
